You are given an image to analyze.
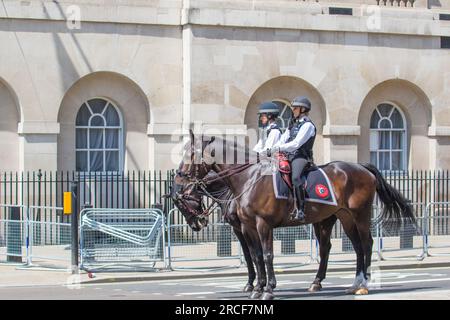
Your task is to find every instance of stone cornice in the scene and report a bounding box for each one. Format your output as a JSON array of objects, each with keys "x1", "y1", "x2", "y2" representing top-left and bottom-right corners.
[
  {"x1": 147, "y1": 123, "x2": 248, "y2": 136},
  {"x1": 428, "y1": 126, "x2": 450, "y2": 137},
  {"x1": 18, "y1": 121, "x2": 60, "y2": 135},
  {"x1": 0, "y1": 0, "x2": 449, "y2": 37},
  {"x1": 0, "y1": 0, "x2": 183, "y2": 26},
  {"x1": 147, "y1": 123, "x2": 183, "y2": 136},
  {"x1": 323, "y1": 125, "x2": 361, "y2": 136},
  {"x1": 185, "y1": 2, "x2": 450, "y2": 37},
  {"x1": 200, "y1": 124, "x2": 248, "y2": 136}
]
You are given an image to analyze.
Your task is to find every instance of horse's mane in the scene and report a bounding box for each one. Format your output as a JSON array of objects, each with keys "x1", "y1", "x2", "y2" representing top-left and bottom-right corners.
[
  {"x1": 201, "y1": 170, "x2": 234, "y2": 217},
  {"x1": 205, "y1": 135, "x2": 259, "y2": 165}
]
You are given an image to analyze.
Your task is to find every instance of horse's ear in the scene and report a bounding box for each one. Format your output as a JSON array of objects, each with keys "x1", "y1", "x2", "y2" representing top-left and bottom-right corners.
[
  {"x1": 206, "y1": 136, "x2": 216, "y2": 157},
  {"x1": 209, "y1": 137, "x2": 216, "y2": 157},
  {"x1": 203, "y1": 136, "x2": 217, "y2": 164},
  {"x1": 189, "y1": 129, "x2": 194, "y2": 145}
]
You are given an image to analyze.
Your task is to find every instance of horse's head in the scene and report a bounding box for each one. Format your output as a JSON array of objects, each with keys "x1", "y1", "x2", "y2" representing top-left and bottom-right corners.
[
  {"x1": 170, "y1": 177, "x2": 208, "y2": 231},
  {"x1": 169, "y1": 130, "x2": 216, "y2": 231}
]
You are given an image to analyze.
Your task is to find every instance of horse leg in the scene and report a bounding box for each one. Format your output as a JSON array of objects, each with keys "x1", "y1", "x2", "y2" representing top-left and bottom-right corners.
[
  {"x1": 256, "y1": 217, "x2": 276, "y2": 300},
  {"x1": 226, "y1": 202, "x2": 256, "y2": 293},
  {"x1": 353, "y1": 205, "x2": 374, "y2": 295},
  {"x1": 308, "y1": 215, "x2": 337, "y2": 292},
  {"x1": 233, "y1": 226, "x2": 256, "y2": 292},
  {"x1": 340, "y1": 215, "x2": 367, "y2": 295},
  {"x1": 241, "y1": 223, "x2": 266, "y2": 299}
]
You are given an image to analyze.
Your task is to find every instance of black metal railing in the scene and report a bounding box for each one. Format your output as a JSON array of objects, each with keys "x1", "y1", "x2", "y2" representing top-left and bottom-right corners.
[
  {"x1": 1, "y1": 169, "x2": 449, "y2": 242},
  {"x1": 0, "y1": 170, "x2": 176, "y2": 221}
]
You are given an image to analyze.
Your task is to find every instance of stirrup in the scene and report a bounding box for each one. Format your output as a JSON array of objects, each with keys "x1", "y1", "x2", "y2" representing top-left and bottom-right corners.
[{"x1": 293, "y1": 208, "x2": 306, "y2": 221}]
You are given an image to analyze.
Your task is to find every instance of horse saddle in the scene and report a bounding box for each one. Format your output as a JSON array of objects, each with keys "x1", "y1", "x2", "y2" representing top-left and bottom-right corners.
[{"x1": 273, "y1": 153, "x2": 337, "y2": 206}]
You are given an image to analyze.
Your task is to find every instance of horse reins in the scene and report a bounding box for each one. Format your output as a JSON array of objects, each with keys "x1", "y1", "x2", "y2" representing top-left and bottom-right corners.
[
  {"x1": 203, "y1": 163, "x2": 254, "y2": 184},
  {"x1": 176, "y1": 150, "x2": 272, "y2": 216},
  {"x1": 198, "y1": 174, "x2": 266, "y2": 204}
]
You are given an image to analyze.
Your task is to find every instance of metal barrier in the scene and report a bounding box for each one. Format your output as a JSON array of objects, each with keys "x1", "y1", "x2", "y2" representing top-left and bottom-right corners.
[
  {"x1": 0, "y1": 201, "x2": 448, "y2": 273},
  {"x1": 424, "y1": 202, "x2": 450, "y2": 257},
  {"x1": 310, "y1": 206, "x2": 381, "y2": 265},
  {"x1": 167, "y1": 208, "x2": 243, "y2": 271},
  {"x1": 0, "y1": 204, "x2": 28, "y2": 264},
  {"x1": 377, "y1": 203, "x2": 426, "y2": 261},
  {"x1": 313, "y1": 217, "x2": 381, "y2": 265},
  {"x1": 80, "y1": 208, "x2": 166, "y2": 271},
  {"x1": 273, "y1": 224, "x2": 314, "y2": 269},
  {"x1": 26, "y1": 206, "x2": 71, "y2": 269},
  {"x1": 312, "y1": 204, "x2": 424, "y2": 265},
  {"x1": 167, "y1": 208, "x2": 314, "y2": 271}
]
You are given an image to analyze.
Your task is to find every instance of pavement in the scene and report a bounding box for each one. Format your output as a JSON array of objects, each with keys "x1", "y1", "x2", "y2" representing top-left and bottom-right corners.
[
  {"x1": 1, "y1": 262, "x2": 450, "y2": 300},
  {"x1": 1, "y1": 253, "x2": 450, "y2": 289},
  {"x1": 2, "y1": 234, "x2": 448, "y2": 287}
]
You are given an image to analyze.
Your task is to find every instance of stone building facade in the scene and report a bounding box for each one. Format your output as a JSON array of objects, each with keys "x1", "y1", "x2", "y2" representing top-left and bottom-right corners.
[{"x1": 0, "y1": 0, "x2": 449, "y2": 173}]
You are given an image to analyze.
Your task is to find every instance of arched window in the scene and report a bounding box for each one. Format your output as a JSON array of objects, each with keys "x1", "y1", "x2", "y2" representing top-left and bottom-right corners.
[
  {"x1": 272, "y1": 100, "x2": 293, "y2": 131},
  {"x1": 255, "y1": 99, "x2": 294, "y2": 131},
  {"x1": 75, "y1": 98, "x2": 123, "y2": 172},
  {"x1": 370, "y1": 103, "x2": 407, "y2": 171}
]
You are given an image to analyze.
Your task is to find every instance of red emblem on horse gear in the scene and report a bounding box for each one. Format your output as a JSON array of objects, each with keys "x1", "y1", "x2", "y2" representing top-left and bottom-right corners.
[
  {"x1": 315, "y1": 184, "x2": 329, "y2": 198},
  {"x1": 276, "y1": 152, "x2": 293, "y2": 189}
]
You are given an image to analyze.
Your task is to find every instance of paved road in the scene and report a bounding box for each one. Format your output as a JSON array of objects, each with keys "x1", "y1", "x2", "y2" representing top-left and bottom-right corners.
[{"x1": 1, "y1": 267, "x2": 450, "y2": 300}]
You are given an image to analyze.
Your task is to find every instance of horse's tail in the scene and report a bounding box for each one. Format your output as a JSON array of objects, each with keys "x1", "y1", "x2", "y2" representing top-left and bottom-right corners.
[{"x1": 361, "y1": 163, "x2": 415, "y2": 229}]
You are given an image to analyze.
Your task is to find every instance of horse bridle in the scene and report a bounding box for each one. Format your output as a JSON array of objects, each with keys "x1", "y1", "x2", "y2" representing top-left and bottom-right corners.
[
  {"x1": 175, "y1": 159, "x2": 258, "y2": 217},
  {"x1": 174, "y1": 136, "x2": 273, "y2": 218},
  {"x1": 172, "y1": 176, "x2": 210, "y2": 218},
  {"x1": 174, "y1": 162, "x2": 219, "y2": 218}
]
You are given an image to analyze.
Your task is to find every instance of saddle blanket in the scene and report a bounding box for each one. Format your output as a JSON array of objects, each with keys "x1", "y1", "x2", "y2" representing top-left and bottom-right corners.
[{"x1": 273, "y1": 167, "x2": 338, "y2": 206}]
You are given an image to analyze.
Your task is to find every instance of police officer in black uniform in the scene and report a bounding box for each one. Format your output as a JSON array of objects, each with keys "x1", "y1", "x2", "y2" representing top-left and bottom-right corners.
[{"x1": 269, "y1": 96, "x2": 316, "y2": 221}]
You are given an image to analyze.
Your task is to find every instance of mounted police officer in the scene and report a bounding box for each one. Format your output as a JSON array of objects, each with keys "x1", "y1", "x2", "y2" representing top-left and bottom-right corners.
[
  {"x1": 270, "y1": 96, "x2": 316, "y2": 222},
  {"x1": 253, "y1": 101, "x2": 282, "y2": 153}
]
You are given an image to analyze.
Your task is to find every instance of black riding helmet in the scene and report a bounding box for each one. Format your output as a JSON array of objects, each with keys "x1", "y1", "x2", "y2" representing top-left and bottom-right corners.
[{"x1": 258, "y1": 101, "x2": 280, "y2": 120}]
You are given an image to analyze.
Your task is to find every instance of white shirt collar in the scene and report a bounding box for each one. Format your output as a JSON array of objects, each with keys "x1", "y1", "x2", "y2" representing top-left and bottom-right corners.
[{"x1": 298, "y1": 115, "x2": 308, "y2": 122}]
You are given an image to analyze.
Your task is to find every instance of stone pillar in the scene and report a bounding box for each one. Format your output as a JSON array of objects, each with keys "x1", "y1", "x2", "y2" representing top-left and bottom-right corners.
[
  {"x1": 147, "y1": 123, "x2": 251, "y2": 173},
  {"x1": 323, "y1": 125, "x2": 360, "y2": 163},
  {"x1": 428, "y1": 126, "x2": 450, "y2": 170},
  {"x1": 147, "y1": 123, "x2": 184, "y2": 172},
  {"x1": 182, "y1": 17, "x2": 192, "y2": 137},
  {"x1": 18, "y1": 122, "x2": 59, "y2": 172}
]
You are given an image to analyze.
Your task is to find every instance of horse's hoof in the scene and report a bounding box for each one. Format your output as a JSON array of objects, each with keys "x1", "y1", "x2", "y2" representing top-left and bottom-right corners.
[
  {"x1": 260, "y1": 292, "x2": 275, "y2": 300},
  {"x1": 243, "y1": 284, "x2": 254, "y2": 293},
  {"x1": 308, "y1": 283, "x2": 322, "y2": 292},
  {"x1": 345, "y1": 287, "x2": 358, "y2": 295},
  {"x1": 249, "y1": 291, "x2": 262, "y2": 300},
  {"x1": 355, "y1": 287, "x2": 369, "y2": 295}
]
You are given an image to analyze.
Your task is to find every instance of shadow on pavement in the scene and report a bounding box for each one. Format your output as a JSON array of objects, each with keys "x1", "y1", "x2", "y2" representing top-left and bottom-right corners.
[{"x1": 219, "y1": 285, "x2": 441, "y2": 300}]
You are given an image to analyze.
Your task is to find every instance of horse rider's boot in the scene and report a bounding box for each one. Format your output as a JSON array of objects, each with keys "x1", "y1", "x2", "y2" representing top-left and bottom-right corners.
[{"x1": 293, "y1": 185, "x2": 306, "y2": 222}]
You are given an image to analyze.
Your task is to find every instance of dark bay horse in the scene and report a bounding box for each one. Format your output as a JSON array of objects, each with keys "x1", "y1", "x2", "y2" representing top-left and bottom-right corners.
[
  {"x1": 171, "y1": 172, "x2": 257, "y2": 292},
  {"x1": 171, "y1": 133, "x2": 415, "y2": 300},
  {"x1": 172, "y1": 168, "x2": 348, "y2": 295}
]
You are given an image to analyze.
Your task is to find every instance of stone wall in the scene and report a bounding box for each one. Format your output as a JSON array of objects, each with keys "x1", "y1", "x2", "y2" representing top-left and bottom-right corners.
[{"x1": 0, "y1": 0, "x2": 449, "y2": 172}]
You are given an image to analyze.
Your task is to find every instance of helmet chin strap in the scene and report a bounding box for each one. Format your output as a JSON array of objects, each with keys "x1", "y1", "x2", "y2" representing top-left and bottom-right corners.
[{"x1": 297, "y1": 108, "x2": 309, "y2": 116}]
